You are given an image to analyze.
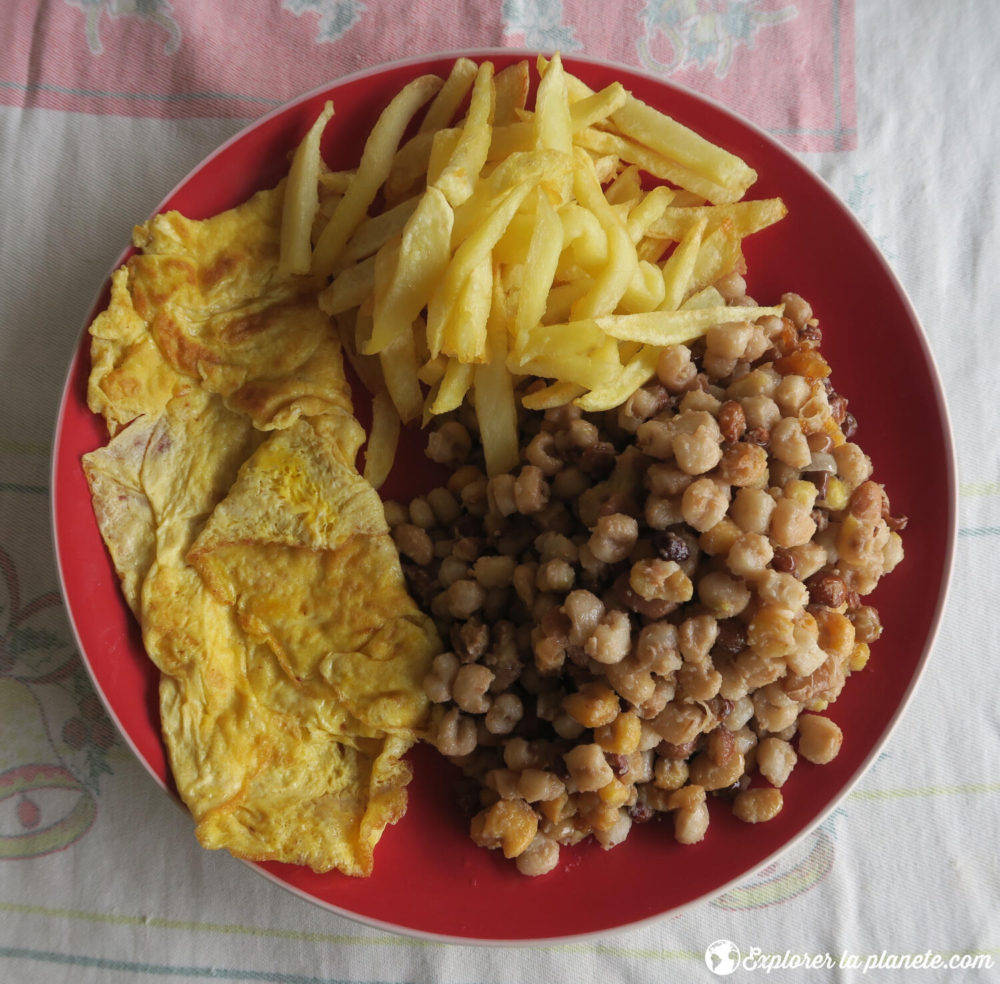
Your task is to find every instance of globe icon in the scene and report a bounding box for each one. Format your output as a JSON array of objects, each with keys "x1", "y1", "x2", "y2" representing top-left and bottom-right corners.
[{"x1": 705, "y1": 939, "x2": 741, "y2": 975}]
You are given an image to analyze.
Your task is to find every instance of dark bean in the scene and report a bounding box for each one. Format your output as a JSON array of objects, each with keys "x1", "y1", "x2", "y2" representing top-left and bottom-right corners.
[
  {"x1": 828, "y1": 392, "x2": 848, "y2": 425},
  {"x1": 578, "y1": 441, "x2": 617, "y2": 477},
  {"x1": 712, "y1": 619, "x2": 746, "y2": 656},
  {"x1": 803, "y1": 470, "x2": 830, "y2": 499},
  {"x1": 653, "y1": 529, "x2": 691, "y2": 563},
  {"x1": 606, "y1": 753, "x2": 630, "y2": 776},
  {"x1": 806, "y1": 572, "x2": 848, "y2": 608},
  {"x1": 771, "y1": 548, "x2": 797, "y2": 575}
]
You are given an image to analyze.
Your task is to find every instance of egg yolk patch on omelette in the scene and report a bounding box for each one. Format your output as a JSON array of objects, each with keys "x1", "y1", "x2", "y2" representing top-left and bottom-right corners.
[{"x1": 82, "y1": 184, "x2": 441, "y2": 876}]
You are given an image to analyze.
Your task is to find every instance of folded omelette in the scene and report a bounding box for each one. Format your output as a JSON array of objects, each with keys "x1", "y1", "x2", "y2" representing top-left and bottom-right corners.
[{"x1": 82, "y1": 181, "x2": 441, "y2": 875}]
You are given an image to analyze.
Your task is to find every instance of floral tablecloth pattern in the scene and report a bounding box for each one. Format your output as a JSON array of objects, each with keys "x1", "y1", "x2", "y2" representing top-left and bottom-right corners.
[{"x1": 1, "y1": 1, "x2": 996, "y2": 981}]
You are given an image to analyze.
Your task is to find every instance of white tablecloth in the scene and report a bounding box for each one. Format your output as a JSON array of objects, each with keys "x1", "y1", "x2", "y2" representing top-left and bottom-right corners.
[{"x1": 1, "y1": 1, "x2": 996, "y2": 980}]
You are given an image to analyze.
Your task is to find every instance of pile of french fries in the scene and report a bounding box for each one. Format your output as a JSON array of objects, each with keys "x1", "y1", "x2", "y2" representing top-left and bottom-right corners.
[{"x1": 278, "y1": 54, "x2": 787, "y2": 486}]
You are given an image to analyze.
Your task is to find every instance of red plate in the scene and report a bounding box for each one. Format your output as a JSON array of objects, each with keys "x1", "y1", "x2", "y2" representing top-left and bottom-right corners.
[{"x1": 51, "y1": 51, "x2": 955, "y2": 943}]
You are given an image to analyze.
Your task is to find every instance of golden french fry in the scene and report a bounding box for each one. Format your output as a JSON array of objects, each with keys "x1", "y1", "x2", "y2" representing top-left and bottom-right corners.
[
  {"x1": 533, "y1": 52, "x2": 572, "y2": 154},
  {"x1": 682, "y1": 285, "x2": 726, "y2": 309},
  {"x1": 474, "y1": 276, "x2": 520, "y2": 476},
  {"x1": 646, "y1": 198, "x2": 788, "y2": 242},
  {"x1": 574, "y1": 344, "x2": 660, "y2": 412},
  {"x1": 513, "y1": 319, "x2": 622, "y2": 391},
  {"x1": 515, "y1": 340, "x2": 622, "y2": 391},
  {"x1": 568, "y1": 82, "x2": 628, "y2": 131},
  {"x1": 318, "y1": 253, "x2": 376, "y2": 315},
  {"x1": 487, "y1": 121, "x2": 535, "y2": 162},
  {"x1": 659, "y1": 214, "x2": 708, "y2": 311},
  {"x1": 363, "y1": 389, "x2": 400, "y2": 489},
  {"x1": 344, "y1": 196, "x2": 420, "y2": 262},
  {"x1": 451, "y1": 148, "x2": 571, "y2": 246},
  {"x1": 687, "y1": 221, "x2": 746, "y2": 295},
  {"x1": 559, "y1": 201, "x2": 608, "y2": 270},
  {"x1": 279, "y1": 101, "x2": 335, "y2": 276},
  {"x1": 426, "y1": 179, "x2": 536, "y2": 357},
  {"x1": 521, "y1": 379, "x2": 585, "y2": 410},
  {"x1": 318, "y1": 169, "x2": 354, "y2": 195},
  {"x1": 429, "y1": 357, "x2": 474, "y2": 415},
  {"x1": 434, "y1": 61, "x2": 494, "y2": 207},
  {"x1": 421, "y1": 57, "x2": 479, "y2": 133},
  {"x1": 626, "y1": 185, "x2": 676, "y2": 243},
  {"x1": 441, "y1": 252, "x2": 492, "y2": 363},
  {"x1": 610, "y1": 94, "x2": 757, "y2": 194},
  {"x1": 592, "y1": 304, "x2": 784, "y2": 345},
  {"x1": 619, "y1": 259, "x2": 667, "y2": 313},
  {"x1": 493, "y1": 60, "x2": 530, "y2": 127},
  {"x1": 605, "y1": 163, "x2": 642, "y2": 206},
  {"x1": 379, "y1": 330, "x2": 424, "y2": 424},
  {"x1": 576, "y1": 127, "x2": 743, "y2": 205},
  {"x1": 366, "y1": 185, "x2": 454, "y2": 354},
  {"x1": 312, "y1": 74, "x2": 443, "y2": 276},
  {"x1": 513, "y1": 189, "x2": 562, "y2": 348},
  {"x1": 569, "y1": 148, "x2": 638, "y2": 319},
  {"x1": 418, "y1": 352, "x2": 448, "y2": 386}
]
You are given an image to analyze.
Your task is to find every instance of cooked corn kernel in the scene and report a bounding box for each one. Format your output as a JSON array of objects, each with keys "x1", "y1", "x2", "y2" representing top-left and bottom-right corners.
[{"x1": 849, "y1": 641, "x2": 871, "y2": 672}]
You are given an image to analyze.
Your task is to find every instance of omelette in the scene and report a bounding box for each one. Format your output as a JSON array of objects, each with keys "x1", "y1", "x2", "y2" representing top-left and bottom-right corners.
[{"x1": 82, "y1": 181, "x2": 441, "y2": 875}]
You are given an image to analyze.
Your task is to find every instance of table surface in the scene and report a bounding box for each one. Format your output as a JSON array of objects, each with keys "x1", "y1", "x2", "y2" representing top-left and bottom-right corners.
[{"x1": 1, "y1": 1, "x2": 997, "y2": 981}]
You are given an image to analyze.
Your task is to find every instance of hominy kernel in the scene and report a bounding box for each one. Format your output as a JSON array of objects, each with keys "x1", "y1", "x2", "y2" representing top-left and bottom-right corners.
[
  {"x1": 733, "y1": 786, "x2": 783, "y2": 823},
  {"x1": 797, "y1": 713, "x2": 844, "y2": 764}
]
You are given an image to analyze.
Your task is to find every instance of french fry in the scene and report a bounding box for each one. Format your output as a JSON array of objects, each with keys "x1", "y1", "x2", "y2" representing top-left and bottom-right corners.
[
  {"x1": 442, "y1": 251, "x2": 493, "y2": 363},
  {"x1": 434, "y1": 61, "x2": 495, "y2": 207},
  {"x1": 575, "y1": 127, "x2": 744, "y2": 205},
  {"x1": 610, "y1": 93, "x2": 757, "y2": 195},
  {"x1": 366, "y1": 186, "x2": 453, "y2": 354},
  {"x1": 625, "y1": 184, "x2": 676, "y2": 243},
  {"x1": 344, "y1": 196, "x2": 420, "y2": 263},
  {"x1": 592, "y1": 304, "x2": 785, "y2": 345},
  {"x1": 687, "y1": 221, "x2": 746, "y2": 296},
  {"x1": 493, "y1": 60, "x2": 530, "y2": 126},
  {"x1": 620, "y1": 259, "x2": 667, "y2": 313},
  {"x1": 659, "y1": 214, "x2": 708, "y2": 311},
  {"x1": 426, "y1": 179, "x2": 536, "y2": 357},
  {"x1": 521, "y1": 379, "x2": 585, "y2": 410},
  {"x1": 379, "y1": 329, "x2": 424, "y2": 423},
  {"x1": 429, "y1": 357, "x2": 474, "y2": 415},
  {"x1": 569, "y1": 148, "x2": 638, "y2": 319},
  {"x1": 574, "y1": 344, "x2": 660, "y2": 412},
  {"x1": 363, "y1": 389, "x2": 400, "y2": 489},
  {"x1": 311, "y1": 74, "x2": 443, "y2": 276},
  {"x1": 568, "y1": 82, "x2": 628, "y2": 132},
  {"x1": 279, "y1": 101, "x2": 335, "y2": 276},
  {"x1": 646, "y1": 198, "x2": 787, "y2": 242},
  {"x1": 421, "y1": 57, "x2": 479, "y2": 133},
  {"x1": 318, "y1": 253, "x2": 376, "y2": 315},
  {"x1": 513, "y1": 189, "x2": 562, "y2": 349},
  {"x1": 533, "y1": 52, "x2": 573, "y2": 154},
  {"x1": 474, "y1": 275, "x2": 520, "y2": 476}
]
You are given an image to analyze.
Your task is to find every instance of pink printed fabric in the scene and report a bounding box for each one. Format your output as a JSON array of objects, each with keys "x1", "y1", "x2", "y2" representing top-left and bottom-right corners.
[{"x1": 1, "y1": 0, "x2": 854, "y2": 152}]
